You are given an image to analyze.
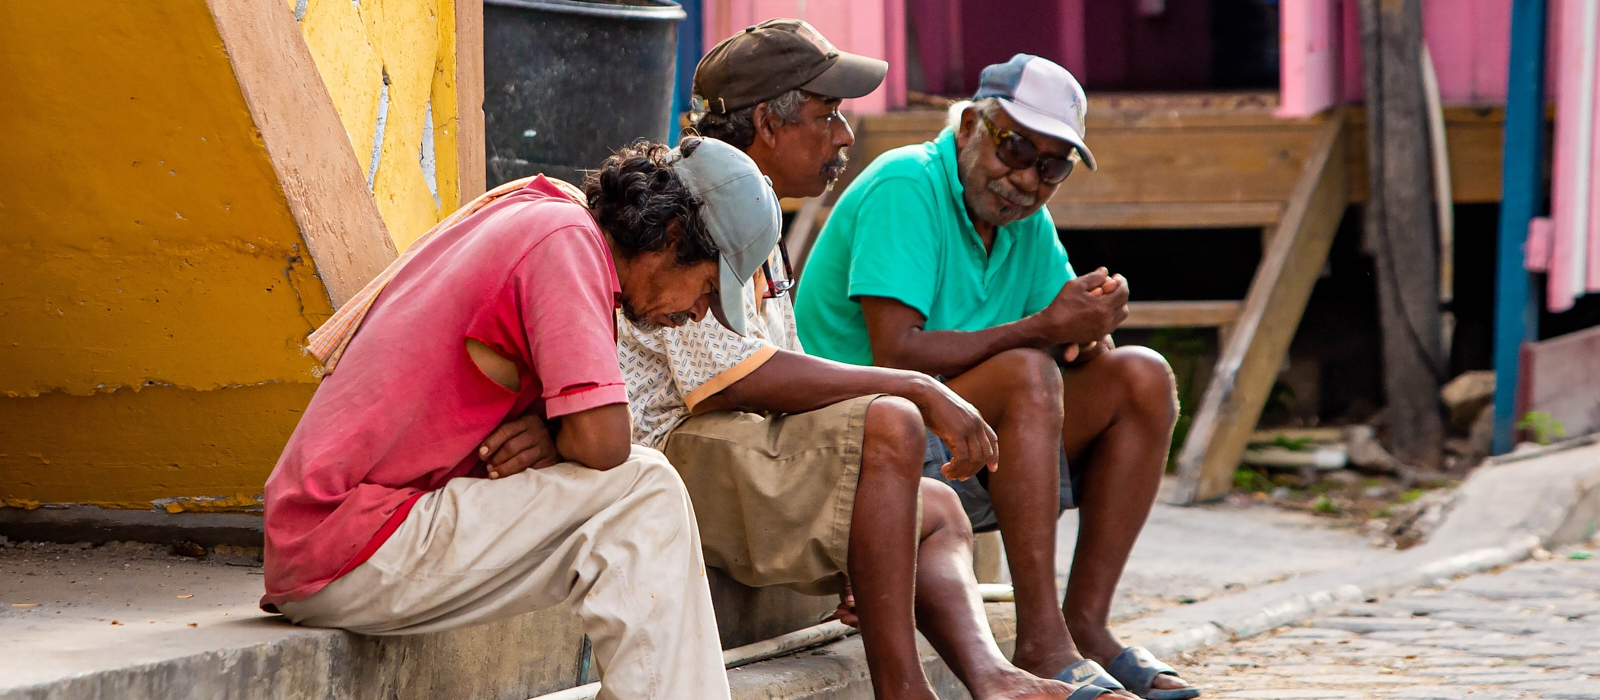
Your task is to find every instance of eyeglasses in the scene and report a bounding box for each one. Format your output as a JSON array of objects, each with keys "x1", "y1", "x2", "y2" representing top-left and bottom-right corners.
[
  {"x1": 761, "y1": 244, "x2": 796, "y2": 300},
  {"x1": 978, "y1": 112, "x2": 1078, "y2": 185}
]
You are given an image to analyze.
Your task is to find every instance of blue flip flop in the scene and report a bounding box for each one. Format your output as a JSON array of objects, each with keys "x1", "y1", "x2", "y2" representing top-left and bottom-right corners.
[
  {"x1": 1055, "y1": 659, "x2": 1125, "y2": 697},
  {"x1": 1106, "y1": 646, "x2": 1201, "y2": 700}
]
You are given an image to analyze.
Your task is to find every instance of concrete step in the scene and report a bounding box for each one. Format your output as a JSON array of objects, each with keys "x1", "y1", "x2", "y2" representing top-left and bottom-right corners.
[{"x1": 0, "y1": 538, "x2": 1016, "y2": 700}]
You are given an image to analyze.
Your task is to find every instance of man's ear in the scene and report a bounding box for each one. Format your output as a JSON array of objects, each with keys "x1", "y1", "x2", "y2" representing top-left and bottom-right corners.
[
  {"x1": 752, "y1": 102, "x2": 779, "y2": 148},
  {"x1": 955, "y1": 106, "x2": 979, "y2": 149}
]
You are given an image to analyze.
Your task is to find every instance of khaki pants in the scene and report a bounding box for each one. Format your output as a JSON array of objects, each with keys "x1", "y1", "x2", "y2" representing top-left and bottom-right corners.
[
  {"x1": 277, "y1": 446, "x2": 729, "y2": 700},
  {"x1": 662, "y1": 395, "x2": 883, "y2": 596}
]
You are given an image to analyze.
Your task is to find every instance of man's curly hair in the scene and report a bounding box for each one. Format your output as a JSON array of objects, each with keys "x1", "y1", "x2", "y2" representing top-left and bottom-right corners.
[{"x1": 584, "y1": 138, "x2": 718, "y2": 266}]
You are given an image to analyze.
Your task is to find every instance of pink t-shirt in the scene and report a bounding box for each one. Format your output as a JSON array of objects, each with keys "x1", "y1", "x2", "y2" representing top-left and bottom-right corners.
[{"x1": 261, "y1": 176, "x2": 628, "y2": 607}]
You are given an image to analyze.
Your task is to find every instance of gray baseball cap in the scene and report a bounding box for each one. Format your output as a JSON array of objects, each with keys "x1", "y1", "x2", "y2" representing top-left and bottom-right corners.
[
  {"x1": 975, "y1": 54, "x2": 1097, "y2": 170},
  {"x1": 670, "y1": 138, "x2": 782, "y2": 336}
]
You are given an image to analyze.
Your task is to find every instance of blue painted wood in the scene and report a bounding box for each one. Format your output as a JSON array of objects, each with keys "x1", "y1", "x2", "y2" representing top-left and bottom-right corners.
[
  {"x1": 1492, "y1": 0, "x2": 1549, "y2": 454},
  {"x1": 672, "y1": 0, "x2": 705, "y2": 126}
]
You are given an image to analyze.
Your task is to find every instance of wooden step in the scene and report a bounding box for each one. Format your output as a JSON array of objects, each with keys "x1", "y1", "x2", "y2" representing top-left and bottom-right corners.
[
  {"x1": 1122, "y1": 301, "x2": 1243, "y2": 328},
  {"x1": 1049, "y1": 202, "x2": 1283, "y2": 229},
  {"x1": 1168, "y1": 108, "x2": 1352, "y2": 505}
]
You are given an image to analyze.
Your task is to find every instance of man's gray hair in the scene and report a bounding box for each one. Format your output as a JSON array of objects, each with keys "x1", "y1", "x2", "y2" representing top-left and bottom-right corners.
[
  {"x1": 947, "y1": 97, "x2": 1002, "y2": 131},
  {"x1": 690, "y1": 89, "x2": 811, "y2": 150}
]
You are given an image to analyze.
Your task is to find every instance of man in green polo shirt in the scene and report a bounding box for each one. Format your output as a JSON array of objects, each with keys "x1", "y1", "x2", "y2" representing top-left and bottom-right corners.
[{"x1": 796, "y1": 55, "x2": 1198, "y2": 700}]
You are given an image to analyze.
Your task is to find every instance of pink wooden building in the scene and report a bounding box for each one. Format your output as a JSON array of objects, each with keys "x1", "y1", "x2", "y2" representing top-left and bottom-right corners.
[{"x1": 699, "y1": 0, "x2": 1595, "y2": 313}]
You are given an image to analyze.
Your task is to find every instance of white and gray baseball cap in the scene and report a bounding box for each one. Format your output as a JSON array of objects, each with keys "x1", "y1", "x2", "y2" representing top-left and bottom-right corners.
[
  {"x1": 670, "y1": 137, "x2": 782, "y2": 336},
  {"x1": 974, "y1": 54, "x2": 1097, "y2": 171}
]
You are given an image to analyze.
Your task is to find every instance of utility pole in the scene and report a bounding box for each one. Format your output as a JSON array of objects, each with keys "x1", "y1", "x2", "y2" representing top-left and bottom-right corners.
[{"x1": 1359, "y1": 0, "x2": 1445, "y2": 470}]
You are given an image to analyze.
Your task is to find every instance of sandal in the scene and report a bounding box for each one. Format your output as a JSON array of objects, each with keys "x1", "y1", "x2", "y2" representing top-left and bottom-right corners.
[
  {"x1": 1106, "y1": 646, "x2": 1201, "y2": 699},
  {"x1": 1055, "y1": 659, "x2": 1125, "y2": 698}
]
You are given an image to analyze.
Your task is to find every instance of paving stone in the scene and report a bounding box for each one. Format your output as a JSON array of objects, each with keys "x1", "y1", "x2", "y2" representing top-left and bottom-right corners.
[
  {"x1": 1379, "y1": 687, "x2": 1488, "y2": 699},
  {"x1": 1409, "y1": 656, "x2": 1518, "y2": 667},
  {"x1": 1412, "y1": 665, "x2": 1536, "y2": 677},
  {"x1": 1221, "y1": 691, "x2": 1362, "y2": 699},
  {"x1": 1311, "y1": 617, "x2": 1451, "y2": 633},
  {"x1": 1439, "y1": 671, "x2": 1572, "y2": 684},
  {"x1": 1505, "y1": 679, "x2": 1600, "y2": 698},
  {"x1": 1275, "y1": 628, "x2": 1358, "y2": 640},
  {"x1": 1286, "y1": 673, "x2": 1430, "y2": 685},
  {"x1": 1457, "y1": 585, "x2": 1591, "y2": 602}
]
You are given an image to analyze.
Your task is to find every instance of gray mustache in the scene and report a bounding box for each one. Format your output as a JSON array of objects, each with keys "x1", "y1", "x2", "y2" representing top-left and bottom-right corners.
[{"x1": 988, "y1": 179, "x2": 1038, "y2": 208}]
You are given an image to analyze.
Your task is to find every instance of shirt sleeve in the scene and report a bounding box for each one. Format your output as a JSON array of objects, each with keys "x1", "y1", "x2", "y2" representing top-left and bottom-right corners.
[
  {"x1": 1023, "y1": 209, "x2": 1077, "y2": 317},
  {"x1": 644, "y1": 289, "x2": 777, "y2": 412},
  {"x1": 514, "y1": 225, "x2": 629, "y2": 418},
  {"x1": 842, "y1": 177, "x2": 943, "y2": 318}
]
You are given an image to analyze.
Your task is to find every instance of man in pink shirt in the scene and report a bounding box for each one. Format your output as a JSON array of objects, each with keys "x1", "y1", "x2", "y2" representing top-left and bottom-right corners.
[{"x1": 262, "y1": 138, "x2": 777, "y2": 699}]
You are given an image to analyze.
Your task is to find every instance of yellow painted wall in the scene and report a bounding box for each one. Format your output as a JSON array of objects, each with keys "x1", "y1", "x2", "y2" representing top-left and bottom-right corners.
[
  {"x1": 0, "y1": 1, "x2": 332, "y2": 508},
  {"x1": 294, "y1": 0, "x2": 464, "y2": 250}
]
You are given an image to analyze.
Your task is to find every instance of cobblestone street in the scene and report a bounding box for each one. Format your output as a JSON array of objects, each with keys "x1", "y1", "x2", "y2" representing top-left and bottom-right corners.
[{"x1": 1179, "y1": 544, "x2": 1600, "y2": 699}]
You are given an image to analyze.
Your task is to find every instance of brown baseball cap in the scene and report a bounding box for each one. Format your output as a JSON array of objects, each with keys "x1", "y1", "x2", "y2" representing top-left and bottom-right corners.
[{"x1": 694, "y1": 18, "x2": 888, "y2": 114}]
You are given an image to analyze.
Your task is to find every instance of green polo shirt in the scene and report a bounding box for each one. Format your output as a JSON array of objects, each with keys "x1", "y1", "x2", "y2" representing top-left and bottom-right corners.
[{"x1": 795, "y1": 128, "x2": 1075, "y2": 366}]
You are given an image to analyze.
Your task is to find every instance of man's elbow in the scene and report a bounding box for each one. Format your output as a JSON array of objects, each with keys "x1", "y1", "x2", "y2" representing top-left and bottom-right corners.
[
  {"x1": 556, "y1": 404, "x2": 634, "y2": 470},
  {"x1": 571, "y1": 440, "x2": 632, "y2": 471}
]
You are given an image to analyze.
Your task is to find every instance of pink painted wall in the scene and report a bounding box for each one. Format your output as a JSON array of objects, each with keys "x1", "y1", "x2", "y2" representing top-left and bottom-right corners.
[
  {"x1": 1545, "y1": 0, "x2": 1600, "y2": 312},
  {"x1": 1279, "y1": 0, "x2": 1342, "y2": 118},
  {"x1": 701, "y1": 0, "x2": 905, "y2": 113},
  {"x1": 1335, "y1": 0, "x2": 1516, "y2": 106}
]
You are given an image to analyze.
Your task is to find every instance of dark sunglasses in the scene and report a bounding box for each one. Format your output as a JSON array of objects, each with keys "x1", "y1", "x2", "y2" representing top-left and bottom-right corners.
[
  {"x1": 761, "y1": 243, "x2": 796, "y2": 300},
  {"x1": 978, "y1": 112, "x2": 1078, "y2": 185}
]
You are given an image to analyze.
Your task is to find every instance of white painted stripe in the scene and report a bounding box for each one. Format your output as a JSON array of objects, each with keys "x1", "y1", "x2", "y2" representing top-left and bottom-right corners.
[
  {"x1": 367, "y1": 74, "x2": 390, "y2": 190},
  {"x1": 421, "y1": 98, "x2": 440, "y2": 208}
]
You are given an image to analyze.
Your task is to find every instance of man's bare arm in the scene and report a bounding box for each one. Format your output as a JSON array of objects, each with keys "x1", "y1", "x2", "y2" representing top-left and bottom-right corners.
[
  {"x1": 696, "y1": 349, "x2": 999, "y2": 479},
  {"x1": 553, "y1": 403, "x2": 633, "y2": 470},
  {"x1": 861, "y1": 267, "x2": 1129, "y2": 378}
]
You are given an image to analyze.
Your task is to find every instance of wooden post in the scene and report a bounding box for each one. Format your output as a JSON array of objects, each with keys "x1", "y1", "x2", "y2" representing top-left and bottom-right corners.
[
  {"x1": 1358, "y1": 0, "x2": 1444, "y2": 470},
  {"x1": 455, "y1": 0, "x2": 486, "y2": 203}
]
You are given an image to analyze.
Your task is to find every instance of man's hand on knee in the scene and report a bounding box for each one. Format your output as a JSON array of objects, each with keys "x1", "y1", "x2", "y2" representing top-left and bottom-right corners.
[
  {"x1": 479, "y1": 412, "x2": 561, "y2": 479},
  {"x1": 908, "y1": 379, "x2": 999, "y2": 481}
]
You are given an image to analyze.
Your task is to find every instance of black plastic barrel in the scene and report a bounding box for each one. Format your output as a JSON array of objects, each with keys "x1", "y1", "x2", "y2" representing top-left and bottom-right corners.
[{"x1": 483, "y1": 0, "x2": 686, "y2": 188}]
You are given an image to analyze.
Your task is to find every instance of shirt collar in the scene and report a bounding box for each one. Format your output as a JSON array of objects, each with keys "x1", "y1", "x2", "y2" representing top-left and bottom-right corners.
[{"x1": 935, "y1": 129, "x2": 979, "y2": 237}]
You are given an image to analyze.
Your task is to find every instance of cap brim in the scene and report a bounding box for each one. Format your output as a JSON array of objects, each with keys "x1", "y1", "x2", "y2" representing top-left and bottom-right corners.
[
  {"x1": 799, "y1": 52, "x2": 888, "y2": 99},
  {"x1": 996, "y1": 99, "x2": 1098, "y2": 171},
  {"x1": 709, "y1": 258, "x2": 749, "y2": 336}
]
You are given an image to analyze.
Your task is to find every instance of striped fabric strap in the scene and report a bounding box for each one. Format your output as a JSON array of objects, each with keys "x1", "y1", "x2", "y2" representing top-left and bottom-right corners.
[{"x1": 305, "y1": 176, "x2": 588, "y2": 373}]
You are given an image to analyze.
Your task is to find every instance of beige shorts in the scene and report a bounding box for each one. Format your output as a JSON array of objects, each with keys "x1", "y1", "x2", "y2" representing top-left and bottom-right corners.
[{"x1": 662, "y1": 394, "x2": 883, "y2": 596}]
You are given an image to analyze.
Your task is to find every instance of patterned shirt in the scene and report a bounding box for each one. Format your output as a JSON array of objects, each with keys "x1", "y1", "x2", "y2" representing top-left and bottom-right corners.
[{"x1": 618, "y1": 249, "x2": 801, "y2": 449}]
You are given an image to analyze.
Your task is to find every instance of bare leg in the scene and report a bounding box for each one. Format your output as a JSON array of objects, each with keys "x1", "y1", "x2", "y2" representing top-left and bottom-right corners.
[
  {"x1": 849, "y1": 396, "x2": 939, "y2": 700},
  {"x1": 913, "y1": 478, "x2": 1074, "y2": 700},
  {"x1": 1058, "y1": 347, "x2": 1184, "y2": 692},
  {"x1": 850, "y1": 397, "x2": 1071, "y2": 700},
  {"x1": 944, "y1": 349, "x2": 1080, "y2": 679}
]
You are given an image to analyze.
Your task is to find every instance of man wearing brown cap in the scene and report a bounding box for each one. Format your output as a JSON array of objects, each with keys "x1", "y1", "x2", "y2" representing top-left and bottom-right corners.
[{"x1": 615, "y1": 19, "x2": 1104, "y2": 700}]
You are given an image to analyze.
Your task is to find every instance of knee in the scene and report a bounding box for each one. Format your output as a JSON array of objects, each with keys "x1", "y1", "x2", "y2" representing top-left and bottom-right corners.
[
  {"x1": 918, "y1": 478, "x2": 974, "y2": 543},
  {"x1": 988, "y1": 348, "x2": 1063, "y2": 417},
  {"x1": 862, "y1": 395, "x2": 928, "y2": 478},
  {"x1": 1103, "y1": 346, "x2": 1179, "y2": 425}
]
